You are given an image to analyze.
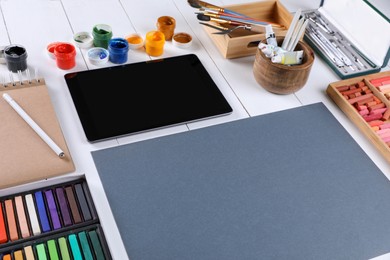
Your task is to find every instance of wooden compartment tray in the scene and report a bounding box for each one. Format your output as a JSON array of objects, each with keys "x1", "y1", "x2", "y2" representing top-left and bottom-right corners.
[
  {"x1": 203, "y1": 0, "x2": 293, "y2": 59},
  {"x1": 326, "y1": 70, "x2": 390, "y2": 163}
]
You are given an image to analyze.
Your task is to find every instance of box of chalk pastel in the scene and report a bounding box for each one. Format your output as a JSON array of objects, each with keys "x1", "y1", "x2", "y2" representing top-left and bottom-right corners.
[
  {"x1": 201, "y1": 0, "x2": 293, "y2": 58},
  {"x1": 326, "y1": 70, "x2": 390, "y2": 163},
  {"x1": 0, "y1": 177, "x2": 112, "y2": 259},
  {"x1": 302, "y1": 0, "x2": 390, "y2": 79}
]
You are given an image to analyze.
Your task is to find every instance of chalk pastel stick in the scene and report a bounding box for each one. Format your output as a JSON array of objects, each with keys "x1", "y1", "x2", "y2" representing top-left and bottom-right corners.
[
  {"x1": 0, "y1": 202, "x2": 8, "y2": 243},
  {"x1": 14, "y1": 196, "x2": 30, "y2": 238},
  {"x1": 4, "y1": 199, "x2": 18, "y2": 241}
]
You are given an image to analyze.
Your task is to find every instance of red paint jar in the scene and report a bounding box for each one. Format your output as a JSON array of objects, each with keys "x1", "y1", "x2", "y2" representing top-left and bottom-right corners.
[{"x1": 54, "y1": 43, "x2": 76, "y2": 70}]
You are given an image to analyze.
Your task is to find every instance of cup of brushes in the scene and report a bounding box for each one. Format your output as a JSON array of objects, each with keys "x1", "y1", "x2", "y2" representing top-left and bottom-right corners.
[{"x1": 253, "y1": 9, "x2": 315, "y2": 95}]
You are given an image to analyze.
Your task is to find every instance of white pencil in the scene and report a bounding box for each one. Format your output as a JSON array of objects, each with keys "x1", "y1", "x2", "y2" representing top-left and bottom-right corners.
[
  {"x1": 286, "y1": 17, "x2": 304, "y2": 51},
  {"x1": 288, "y1": 19, "x2": 309, "y2": 52},
  {"x1": 281, "y1": 8, "x2": 302, "y2": 50},
  {"x1": 2, "y1": 93, "x2": 65, "y2": 158}
]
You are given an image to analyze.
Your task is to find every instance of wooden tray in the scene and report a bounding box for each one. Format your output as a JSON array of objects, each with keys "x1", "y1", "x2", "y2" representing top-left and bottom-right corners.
[
  {"x1": 203, "y1": 0, "x2": 293, "y2": 59},
  {"x1": 326, "y1": 70, "x2": 390, "y2": 163}
]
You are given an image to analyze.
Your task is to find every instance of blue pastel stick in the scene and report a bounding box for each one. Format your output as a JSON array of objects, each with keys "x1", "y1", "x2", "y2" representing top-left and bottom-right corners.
[
  {"x1": 69, "y1": 234, "x2": 83, "y2": 260},
  {"x1": 34, "y1": 191, "x2": 51, "y2": 232}
]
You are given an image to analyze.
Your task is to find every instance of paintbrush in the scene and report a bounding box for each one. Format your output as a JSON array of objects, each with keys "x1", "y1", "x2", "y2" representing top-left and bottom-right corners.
[
  {"x1": 197, "y1": 12, "x2": 284, "y2": 32},
  {"x1": 199, "y1": 8, "x2": 284, "y2": 27},
  {"x1": 188, "y1": 0, "x2": 247, "y2": 17},
  {"x1": 196, "y1": 12, "x2": 268, "y2": 26},
  {"x1": 197, "y1": 14, "x2": 244, "y2": 26}
]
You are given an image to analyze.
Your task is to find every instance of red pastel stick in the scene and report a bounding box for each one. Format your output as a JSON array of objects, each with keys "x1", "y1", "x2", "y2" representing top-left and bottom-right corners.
[
  {"x1": 370, "y1": 76, "x2": 390, "y2": 85},
  {"x1": 0, "y1": 202, "x2": 7, "y2": 243}
]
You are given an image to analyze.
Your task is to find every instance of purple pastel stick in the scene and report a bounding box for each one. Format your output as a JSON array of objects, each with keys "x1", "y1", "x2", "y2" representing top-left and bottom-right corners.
[
  {"x1": 44, "y1": 190, "x2": 62, "y2": 230},
  {"x1": 55, "y1": 187, "x2": 72, "y2": 226}
]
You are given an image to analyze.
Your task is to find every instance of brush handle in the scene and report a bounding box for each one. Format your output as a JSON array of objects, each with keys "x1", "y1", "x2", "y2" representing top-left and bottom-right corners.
[
  {"x1": 249, "y1": 24, "x2": 266, "y2": 34},
  {"x1": 219, "y1": 14, "x2": 269, "y2": 26},
  {"x1": 223, "y1": 8, "x2": 249, "y2": 17}
]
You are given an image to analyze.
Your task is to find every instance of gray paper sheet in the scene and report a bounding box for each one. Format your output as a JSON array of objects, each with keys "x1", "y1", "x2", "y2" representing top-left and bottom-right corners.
[{"x1": 92, "y1": 102, "x2": 390, "y2": 260}]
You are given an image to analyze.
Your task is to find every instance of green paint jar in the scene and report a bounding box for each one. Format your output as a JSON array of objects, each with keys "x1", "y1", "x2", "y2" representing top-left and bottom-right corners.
[{"x1": 92, "y1": 24, "x2": 113, "y2": 49}]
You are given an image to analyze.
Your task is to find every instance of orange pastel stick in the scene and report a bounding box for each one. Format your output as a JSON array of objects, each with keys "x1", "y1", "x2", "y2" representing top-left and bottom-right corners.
[
  {"x1": 371, "y1": 126, "x2": 380, "y2": 131},
  {"x1": 5, "y1": 199, "x2": 19, "y2": 241},
  {"x1": 368, "y1": 120, "x2": 384, "y2": 127},
  {"x1": 3, "y1": 254, "x2": 11, "y2": 260},
  {"x1": 0, "y1": 201, "x2": 8, "y2": 243},
  {"x1": 348, "y1": 93, "x2": 374, "y2": 104}
]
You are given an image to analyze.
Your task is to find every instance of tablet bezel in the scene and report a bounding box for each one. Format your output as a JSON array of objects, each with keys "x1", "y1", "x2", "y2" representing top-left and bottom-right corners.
[{"x1": 64, "y1": 54, "x2": 233, "y2": 142}]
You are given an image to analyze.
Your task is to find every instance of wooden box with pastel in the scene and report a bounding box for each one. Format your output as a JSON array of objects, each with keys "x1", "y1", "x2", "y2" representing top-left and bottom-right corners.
[{"x1": 326, "y1": 70, "x2": 390, "y2": 164}]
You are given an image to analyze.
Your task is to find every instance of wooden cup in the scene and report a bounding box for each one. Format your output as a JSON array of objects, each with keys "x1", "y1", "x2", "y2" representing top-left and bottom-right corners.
[{"x1": 253, "y1": 37, "x2": 315, "y2": 94}]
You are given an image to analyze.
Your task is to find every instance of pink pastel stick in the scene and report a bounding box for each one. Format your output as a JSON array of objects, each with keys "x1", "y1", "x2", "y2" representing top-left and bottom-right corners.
[
  {"x1": 363, "y1": 113, "x2": 383, "y2": 122},
  {"x1": 380, "y1": 122, "x2": 390, "y2": 129}
]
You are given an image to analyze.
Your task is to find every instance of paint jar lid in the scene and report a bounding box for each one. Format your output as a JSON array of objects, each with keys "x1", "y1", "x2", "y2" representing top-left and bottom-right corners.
[
  {"x1": 47, "y1": 42, "x2": 63, "y2": 59},
  {"x1": 73, "y1": 32, "x2": 93, "y2": 49},
  {"x1": 172, "y1": 32, "x2": 192, "y2": 49},
  {"x1": 87, "y1": 47, "x2": 109, "y2": 65},
  {"x1": 125, "y1": 33, "x2": 144, "y2": 50},
  {"x1": 0, "y1": 46, "x2": 6, "y2": 64}
]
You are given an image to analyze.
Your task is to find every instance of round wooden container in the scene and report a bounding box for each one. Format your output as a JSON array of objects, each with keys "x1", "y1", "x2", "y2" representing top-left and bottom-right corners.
[{"x1": 253, "y1": 37, "x2": 315, "y2": 94}]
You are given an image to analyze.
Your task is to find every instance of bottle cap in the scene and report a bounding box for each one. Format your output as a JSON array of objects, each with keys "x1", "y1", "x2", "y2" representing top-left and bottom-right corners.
[{"x1": 271, "y1": 54, "x2": 282, "y2": 63}]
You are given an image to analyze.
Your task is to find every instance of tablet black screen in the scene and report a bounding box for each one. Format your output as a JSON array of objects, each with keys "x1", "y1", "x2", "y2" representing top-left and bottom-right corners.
[{"x1": 64, "y1": 54, "x2": 233, "y2": 142}]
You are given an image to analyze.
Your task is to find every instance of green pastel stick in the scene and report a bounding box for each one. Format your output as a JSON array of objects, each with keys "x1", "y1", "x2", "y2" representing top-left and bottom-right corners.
[
  {"x1": 36, "y1": 243, "x2": 47, "y2": 260},
  {"x1": 88, "y1": 230, "x2": 106, "y2": 260},
  {"x1": 47, "y1": 239, "x2": 59, "y2": 260},
  {"x1": 58, "y1": 237, "x2": 71, "y2": 260},
  {"x1": 69, "y1": 234, "x2": 83, "y2": 260},
  {"x1": 78, "y1": 231, "x2": 93, "y2": 260}
]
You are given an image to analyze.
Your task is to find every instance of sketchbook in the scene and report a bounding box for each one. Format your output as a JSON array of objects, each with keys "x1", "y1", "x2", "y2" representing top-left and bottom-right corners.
[
  {"x1": 92, "y1": 102, "x2": 390, "y2": 260},
  {"x1": 0, "y1": 75, "x2": 75, "y2": 189}
]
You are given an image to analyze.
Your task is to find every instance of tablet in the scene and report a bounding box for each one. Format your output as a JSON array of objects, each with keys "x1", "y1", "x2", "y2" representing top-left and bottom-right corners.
[{"x1": 64, "y1": 54, "x2": 233, "y2": 142}]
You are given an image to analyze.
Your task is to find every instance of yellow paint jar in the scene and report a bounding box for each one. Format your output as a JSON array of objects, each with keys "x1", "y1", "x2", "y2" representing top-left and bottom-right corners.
[{"x1": 145, "y1": 31, "x2": 165, "y2": 57}]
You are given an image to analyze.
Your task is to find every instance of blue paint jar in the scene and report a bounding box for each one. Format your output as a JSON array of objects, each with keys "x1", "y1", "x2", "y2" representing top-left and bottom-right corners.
[{"x1": 108, "y1": 38, "x2": 129, "y2": 64}]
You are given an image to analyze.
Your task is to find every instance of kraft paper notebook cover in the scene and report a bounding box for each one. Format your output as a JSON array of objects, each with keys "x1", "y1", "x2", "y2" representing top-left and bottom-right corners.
[
  {"x1": 92, "y1": 102, "x2": 390, "y2": 260},
  {"x1": 0, "y1": 78, "x2": 75, "y2": 189}
]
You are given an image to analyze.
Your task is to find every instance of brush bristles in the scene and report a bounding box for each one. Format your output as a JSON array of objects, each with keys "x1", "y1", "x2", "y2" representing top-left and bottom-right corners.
[{"x1": 187, "y1": 0, "x2": 202, "y2": 9}]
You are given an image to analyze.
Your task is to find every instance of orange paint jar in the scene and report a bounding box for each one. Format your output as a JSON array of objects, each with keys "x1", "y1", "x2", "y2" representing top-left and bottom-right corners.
[
  {"x1": 156, "y1": 16, "x2": 176, "y2": 41},
  {"x1": 145, "y1": 31, "x2": 165, "y2": 57}
]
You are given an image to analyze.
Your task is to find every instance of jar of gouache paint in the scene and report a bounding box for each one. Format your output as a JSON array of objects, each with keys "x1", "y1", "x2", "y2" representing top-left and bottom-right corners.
[
  {"x1": 145, "y1": 31, "x2": 165, "y2": 57},
  {"x1": 108, "y1": 38, "x2": 129, "y2": 64},
  {"x1": 92, "y1": 24, "x2": 113, "y2": 49},
  {"x1": 53, "y1": 43, "x2": 76, "y2": 70},
  {"x1": 4, "y1": 44, "x2": 28, "y2": 72},
  {"x1": 156, "y1": 16, "x2": 176, "y2": 41}
]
